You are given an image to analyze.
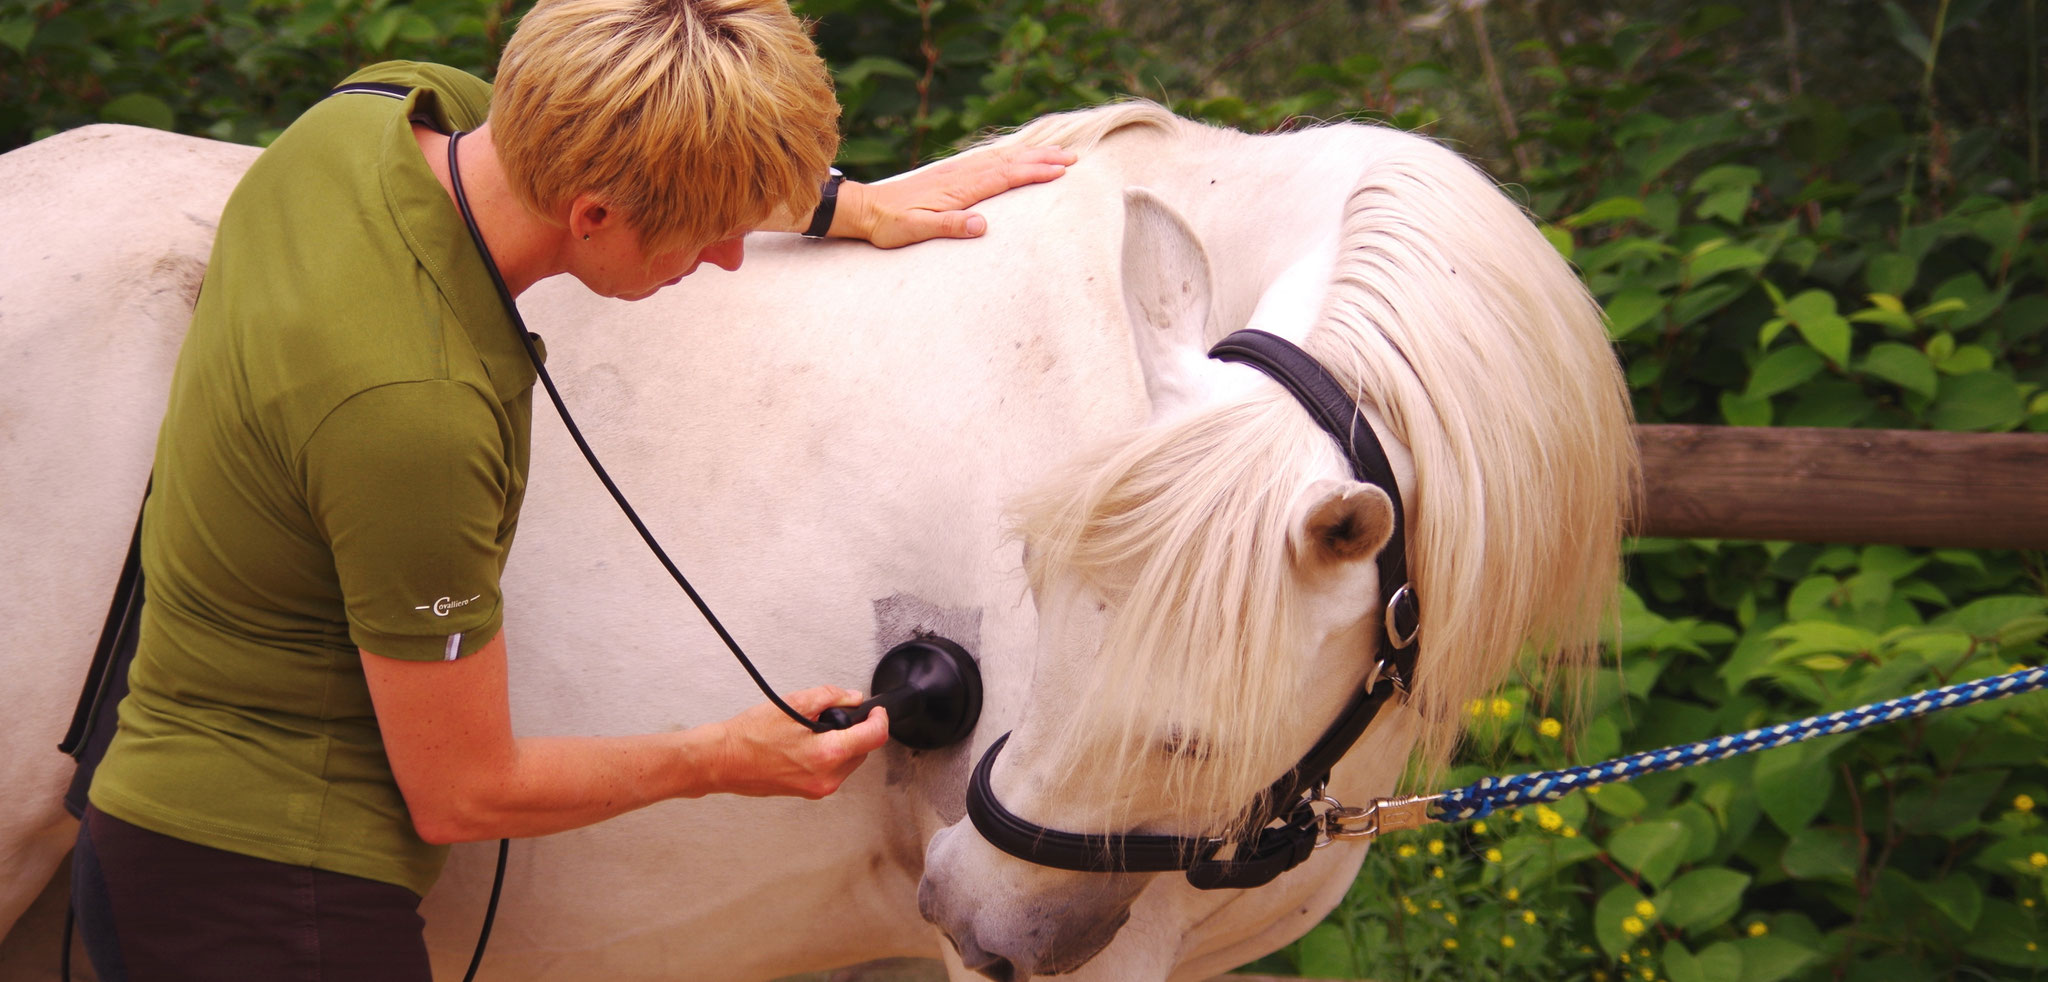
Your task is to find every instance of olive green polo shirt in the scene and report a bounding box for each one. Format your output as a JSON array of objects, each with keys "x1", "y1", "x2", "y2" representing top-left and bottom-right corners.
[{"x1": 90, "y1": 62, "x2": 537, "y2": 896}]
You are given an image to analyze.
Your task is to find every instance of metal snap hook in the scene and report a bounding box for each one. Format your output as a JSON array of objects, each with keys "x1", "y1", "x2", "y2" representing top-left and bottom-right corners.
[{"x1": 1383, "y1": 583, "x2": 1419, "y2": 648}]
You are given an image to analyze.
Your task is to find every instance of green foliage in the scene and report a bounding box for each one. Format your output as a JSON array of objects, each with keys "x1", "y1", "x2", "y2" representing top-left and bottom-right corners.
[
  {"x1": 1232, "y1": 4, "x2": 2048, "y2": 981},
  {"x1": 6, "y1": 2, "x2": 2046, "y2": 980}
]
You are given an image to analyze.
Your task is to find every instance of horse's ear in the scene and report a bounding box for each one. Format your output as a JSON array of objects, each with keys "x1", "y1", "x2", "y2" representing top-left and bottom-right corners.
[
  {"x1": 1296, "y1": 479, "x2": 1396, "y2": 568},
  {"x1": 1120, "y1": 187, "x2": 1216, "y2": 420}
]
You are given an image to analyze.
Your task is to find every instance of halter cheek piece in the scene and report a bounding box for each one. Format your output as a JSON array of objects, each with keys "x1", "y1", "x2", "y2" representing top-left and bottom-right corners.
[{"x1": 964, "y1": 329, "x2": 1423, "y2": 891}]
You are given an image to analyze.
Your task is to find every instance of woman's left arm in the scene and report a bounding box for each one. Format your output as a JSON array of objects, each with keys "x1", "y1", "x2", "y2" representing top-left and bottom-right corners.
[{"x1": 761, "y1": 144, "x2": 1077, "y2": 249}]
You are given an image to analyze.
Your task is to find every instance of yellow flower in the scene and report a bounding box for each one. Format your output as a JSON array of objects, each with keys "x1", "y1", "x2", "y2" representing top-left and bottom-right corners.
[
  {"x1": 1522, "y1": 910, "x2": 1537, "y2": 925},
  {"x1": 1501, "y1": 935, "x2": 1516, "y2": 948},
  {"x1": 1563, "y1": 827, "x2": 1579, "y2": 838},
  {"x1": 1443, "y1": 939, "x2": 1459, "y2": 951},
  {"x1": 1466, "y1": 699, "x2": 1487, "y2": 718},
  {"x1": 1538, "y1": 717, "x2": 1562, "y2": 738},
  {"x1": 2017, "y1": 794, "x2": 2036, "y2": 813},
  {"x1": 1402, "y1": 897, "x2": 1420, "y2": 915},
  {"x1": 1473, "y1": 821, "x2": 1489, "y2": 835},
  {"x1": 1432, "y1": 867, "x2": 1445, "y2": 879},
  {"x1": 1444, "y1": 913, "x2": 1459, "y2": 926},
  {"x1": 1429, "y1": 899, "x2": 1443, "y2": 910},
  {"x1": 1633, "y1": 899, "x2": 1657, "y2": 918},
  {"x1": 1491, "y1": 697, "x2": 1513, "y2": 719},
  {"x1": 2029, "y1": 942, "x2": 2040, "y2": 952},
  {"x1": 1621, "y1": 916, "x2": 1645, "y2": 936},
  {"x1": 1427, "y1": 839, "x2": 1445, "y2": 856},
  {"x1": 1593, "y1": 972, "x2": 1610, "y2": 982},
  {"x1": 1397, "y1": 844, "x2": 1417, "y2": 858},
  {"x1": 1748, "y1": 922, "x2": 1769, "y2": 937},
  {"x1": 1638, "y1": 948, "x2": 1652, "y2": 959},
  {"x1": 1535, "y1": 805, "x2": 1564, "y2": 831},
  {"x1": 2025, "y1": 898, "x2": 2037, "y2": 908},
  {"x1": 1620, "y1": 952, "x2": 1632, "y2": 965},
  {"x1": 1486, "y1": 848, "x2": 1504, "y2": 863},
  {"x1": 1506, "y1": 888, "x2": 1521, "y2": 902},
  {"x1": 2030, "y1": 852, "x2": 2047, "y2": 869},
  {"x1": 1641, "y1": 970, "x2": 1655, "y2": 981},
  {"x1": 1510, "y1": 809, "x2": 1524, "y2": 823}
]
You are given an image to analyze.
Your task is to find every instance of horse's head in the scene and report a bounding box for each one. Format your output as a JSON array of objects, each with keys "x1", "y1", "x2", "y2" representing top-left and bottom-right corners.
[
  {"x1": 920, "y1": 113, "x2": 1635, "y2": 981},
  {"x1": 919, "y1": 188, "x2": 1407, "y2": 979}
]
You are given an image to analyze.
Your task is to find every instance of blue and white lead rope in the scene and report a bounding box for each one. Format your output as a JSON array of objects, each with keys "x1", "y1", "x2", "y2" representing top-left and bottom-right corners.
[{"x1": 1428, "y1": 664, "x2": 2048, "y2": 824}]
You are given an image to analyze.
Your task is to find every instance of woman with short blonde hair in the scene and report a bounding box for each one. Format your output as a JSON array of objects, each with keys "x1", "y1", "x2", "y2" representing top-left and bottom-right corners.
[{"x1": 70, "y1": 1, "x2": 1071, "y2": 976}]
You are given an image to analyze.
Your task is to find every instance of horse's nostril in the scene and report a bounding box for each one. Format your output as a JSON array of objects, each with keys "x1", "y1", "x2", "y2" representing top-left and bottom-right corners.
[{"x1": 971, "y1": 956, "x2": 1018, "y2": 982}]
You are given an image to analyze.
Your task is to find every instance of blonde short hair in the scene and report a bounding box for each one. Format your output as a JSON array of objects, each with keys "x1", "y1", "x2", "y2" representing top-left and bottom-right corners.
[{"x1": 492, "y1": 0, "x2": 840, "y2": 255}]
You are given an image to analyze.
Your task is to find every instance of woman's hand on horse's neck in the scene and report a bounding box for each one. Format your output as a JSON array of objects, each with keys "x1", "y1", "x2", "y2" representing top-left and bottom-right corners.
[{"x1": 414, "y1": 122, "x2": 566, "y2": 298}]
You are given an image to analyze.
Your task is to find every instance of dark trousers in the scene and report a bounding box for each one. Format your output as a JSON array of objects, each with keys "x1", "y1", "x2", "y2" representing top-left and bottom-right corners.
[{"x1": 72, "y1": 806, "x2": 433, "y2": 982}]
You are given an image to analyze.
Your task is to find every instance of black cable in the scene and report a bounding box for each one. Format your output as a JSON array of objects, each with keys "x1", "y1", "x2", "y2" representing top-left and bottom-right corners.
[
  {"x1": 445, "y1": 131, "x2": 824, "y2": 734},
  {"x1": 460, "y1": 837, "x2": 510, "y2": 982}
]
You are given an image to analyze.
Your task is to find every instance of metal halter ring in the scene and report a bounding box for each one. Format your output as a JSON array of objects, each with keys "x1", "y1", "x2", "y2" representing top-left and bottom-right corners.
[{"x1": 1383, "y1": 583, "x2": 1419, "y2": 647}]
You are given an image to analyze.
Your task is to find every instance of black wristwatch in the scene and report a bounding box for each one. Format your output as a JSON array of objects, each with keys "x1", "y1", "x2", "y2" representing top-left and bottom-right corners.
[{"x1": 802, "y1": 167, "x2": 846, "y2": 238}]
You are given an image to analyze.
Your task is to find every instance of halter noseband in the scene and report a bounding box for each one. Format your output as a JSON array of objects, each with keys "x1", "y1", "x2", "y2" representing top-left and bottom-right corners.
[{"x1": 964, "y1": 329, "x2": 1420, "y2": 890}]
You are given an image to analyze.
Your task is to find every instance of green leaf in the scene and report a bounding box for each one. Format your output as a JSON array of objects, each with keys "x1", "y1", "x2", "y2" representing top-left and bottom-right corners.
[
  {"x1": 1604, "y1": 288, "x2": 1665, "y2": 340},
  {"x1": 99, "y1": 93, "x2": 175, "y2": 131},
  {"x1": 1718, "y1": 392, "x2": 1771, "y2": 427},
  {"x1": 1565, "y1": 196, "x2": 1646, "y2": 228},
  {"x1": 1766, "y1": 621, "x2": 1876, "y2": 661},
  {"x1": 1688, "y1": 244, "x2": 1766, "y2": 283},
  {"x1": 1609, "y1": 820, "x2": 1690, "y2": 887},
  {"x1": 1664, "y1": 943, "x2": 1706, "y2": 982},
  {"x1": 1754, "y1": 743, "x2": 1831, "y2": 835},
  {"x1": 1947, "y1": 596, "x2": 2048, "y2": 636},
  {"x1": 1864, "y1": 251, "x2": 1919, "y2": 295},
  {"x1": 1293, "y1": 922, "x2": 1354, "y2": 978},
  {"x1": 1695, "y1": 942, "x2": 1746, "y2": 982},
  {"x1": 1936, "y1": 344, "x2": 1994, "y2": 376},
  {"x1": 1881, "y1": 1, "x2": 1933, "y2": 64},
  {"x1": 1540, "y1": 224, "x2": 1574, "y2": 260},
  {"x1": 1594, "y1": 883, "x2": 1653, "y2": 958},
  {"x1": 1588, "y1": 782, "x2": 1647, "y2": 818},
  {"x1": 1659, "y1": 868, "x2": 1751, "y2": 931},
  {"x1": 358, "y1": 5, "x2": 404, "y2": 50},
  {"x1": 1917, "y1": 875, "x2": 1985, "y2": 931},
  {"x1": 1745, "y1": 346, "x2": 1823, "y2": 399},
  {"x1": 836, "y1": 55, "x2": 919, "y2": 86},
  {"x1": 1964, "y1": 900, "x2": 2048, "y2": 968},
  {"x1": 1929, "y1": 371, "x2": 2024, "y2": 431},
  {"x1": 1858, "y1": 342, "x2": 1938, "y2": 397},
  {"x1": 1696, "y1": 187, "x2": 1751, "y2": 224},
  {"x1": 1734, "y1": 935, "x2": 1821, "y2": 982},
  {"x1": 1795, "y1": 316, "x2": 1851, "y2": 367},
  {"x1": 1780, "y1": 825, "x2": 1859, "y2": 882},
  {"x1": 1693, "y1": 164, "x2": 1763, "y2": 193},
  {"x1": 0, "y1": 16, "x2": 33, "y2": 55}
]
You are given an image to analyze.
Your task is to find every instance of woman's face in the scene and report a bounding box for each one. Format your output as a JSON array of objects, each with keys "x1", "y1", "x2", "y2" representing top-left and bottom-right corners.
[{"x1": 576, "y1": 226, "x2": 746, "y2": 301}]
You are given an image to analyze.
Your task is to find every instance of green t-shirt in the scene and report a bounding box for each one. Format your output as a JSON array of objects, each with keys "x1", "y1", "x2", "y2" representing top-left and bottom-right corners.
[{"x1": 90, "y1": 62, "x2": 537, "y2": 896}]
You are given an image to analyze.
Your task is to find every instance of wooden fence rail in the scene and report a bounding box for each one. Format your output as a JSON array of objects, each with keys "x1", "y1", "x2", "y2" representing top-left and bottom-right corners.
[{"x1": 1632, "y1": 425, "x2": 2048, "y2": 549}]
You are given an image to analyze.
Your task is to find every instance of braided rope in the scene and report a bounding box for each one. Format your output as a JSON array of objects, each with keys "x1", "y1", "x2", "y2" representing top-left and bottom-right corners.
[{"x1": 1433, "y1": 664, "x2": 2048, "y2": 823}]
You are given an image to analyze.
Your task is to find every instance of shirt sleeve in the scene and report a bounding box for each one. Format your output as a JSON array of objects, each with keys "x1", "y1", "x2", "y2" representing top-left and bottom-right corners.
[{"x1": 301, "y1": 380, "x2": 514, "y2": 662}]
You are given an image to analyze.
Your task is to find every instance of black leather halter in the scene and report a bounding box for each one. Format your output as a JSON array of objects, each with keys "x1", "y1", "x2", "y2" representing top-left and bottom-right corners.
[{"x1": 964, "y1": 329, "x2": 1420, "y2": 890}]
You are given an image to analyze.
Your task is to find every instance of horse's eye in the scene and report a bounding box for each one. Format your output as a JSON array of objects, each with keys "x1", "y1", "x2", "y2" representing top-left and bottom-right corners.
[{"x1": 1161, "y1": 728, "x2": 1210, "y2": 760}]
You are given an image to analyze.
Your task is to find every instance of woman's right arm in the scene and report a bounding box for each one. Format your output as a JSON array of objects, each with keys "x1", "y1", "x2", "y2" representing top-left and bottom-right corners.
[{"x1": 361, "y1": 630, "x2": 890, "y2": 844}]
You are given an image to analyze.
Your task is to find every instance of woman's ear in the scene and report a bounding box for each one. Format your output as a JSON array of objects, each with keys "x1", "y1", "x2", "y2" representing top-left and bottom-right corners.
[{"x1": 567, "y1": 194, "x2": 613, "y2": 241}]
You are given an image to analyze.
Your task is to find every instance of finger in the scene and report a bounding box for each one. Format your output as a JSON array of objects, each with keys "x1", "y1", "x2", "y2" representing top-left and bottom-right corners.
[
  {"x1": 781, "y1": 685, "x2": 863, "y2": 716},
  {"x1": 923, "y1": 210, "x2": 989, "y2": 240},
  {"x1": 1011, "y1": 144, "x2": 1078, "y2": 167}
]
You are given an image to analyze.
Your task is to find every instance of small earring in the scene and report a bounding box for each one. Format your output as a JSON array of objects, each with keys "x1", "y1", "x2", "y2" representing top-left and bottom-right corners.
[{"x1": 582, "y1": 233, "x2": 591, "y2": 241}]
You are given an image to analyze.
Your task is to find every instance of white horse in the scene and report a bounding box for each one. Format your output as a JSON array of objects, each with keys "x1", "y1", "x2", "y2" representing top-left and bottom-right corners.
[{"x1": 0, "y1": 104, "x2": 1633, "y2": 981}]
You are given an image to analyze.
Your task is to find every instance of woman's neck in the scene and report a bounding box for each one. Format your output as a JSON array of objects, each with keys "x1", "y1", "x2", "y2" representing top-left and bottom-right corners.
[{"x1": 413, "y1": 122, "x2": 567, "y2": 298}]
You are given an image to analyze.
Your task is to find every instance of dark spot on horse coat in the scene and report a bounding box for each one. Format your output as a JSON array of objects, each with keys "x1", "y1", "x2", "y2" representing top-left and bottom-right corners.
[{"x1": 874, "y1": 593, "x2": 982, "y2": 825}]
